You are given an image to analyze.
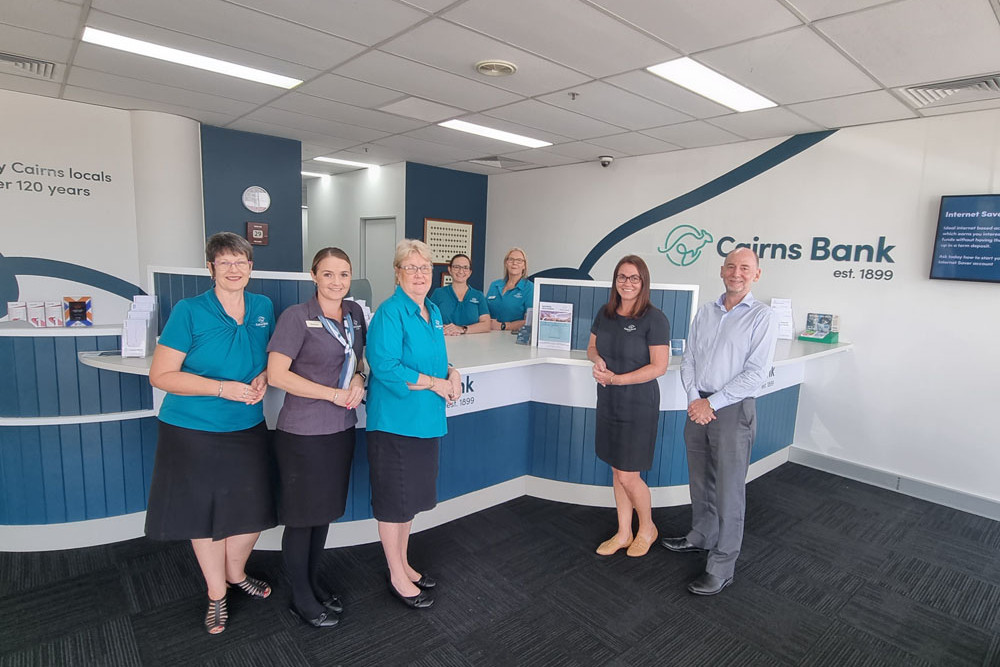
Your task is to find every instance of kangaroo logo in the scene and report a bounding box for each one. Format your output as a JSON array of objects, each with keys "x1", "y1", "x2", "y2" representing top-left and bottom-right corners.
[{"x1": 658, "y1": 225, "x2": 714, "y2": 267}]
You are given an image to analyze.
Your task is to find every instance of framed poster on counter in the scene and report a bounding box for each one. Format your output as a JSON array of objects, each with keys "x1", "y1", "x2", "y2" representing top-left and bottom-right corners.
[
  {"x1": 424, "y1": 218, "x2": 473, "y2": 265},
  {"x1": 930, "y1": 194, "x2": 1000, "y2": 283}
]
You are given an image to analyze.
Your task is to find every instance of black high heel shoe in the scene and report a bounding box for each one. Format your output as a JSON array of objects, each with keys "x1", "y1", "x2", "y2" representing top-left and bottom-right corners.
[
  {"x1": 388, "y1": 579, "x2": 433, "y2": 609},
  {"x1": 289, "y1": 605, "x2": 339, "y2": 628},
  {"x1": 412, "y1": 575, "x2": 436, "y2": 590},
  {"x1": 320, "y1": 593, "x2": 344, "y2": 614}
]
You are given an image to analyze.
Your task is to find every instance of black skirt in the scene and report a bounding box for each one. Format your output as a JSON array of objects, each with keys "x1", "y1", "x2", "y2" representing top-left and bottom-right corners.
[
  {"x1": 274, "y1": 428, "x2": 355, "y2": 527},
  {"x1": 145, "y1": 420, "x2": 277, "y2": 541},
  {"x1": 366, "y1": 430, "x2": 439, "y2": 523},
  {"x1": 595, "y1": 380, "x2": 660, "y2": 472}
]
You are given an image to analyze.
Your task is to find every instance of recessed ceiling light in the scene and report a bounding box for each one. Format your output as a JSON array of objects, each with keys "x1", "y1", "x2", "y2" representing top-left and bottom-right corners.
[
  {"x1": 646, "y1": 57, "x2": 775, "y2": 113},
  {"x1": 301, "y1": 171, "x2": 327, "y2": 178},
  {"x1": 438, "y1": 119, "x2": 551, "y2": 148},
  {"x1": 81, "y1": 27, "x2": 302, "y2": 89},
  {"x1": 314, "y1": 157, "x2": 377, "y2": 168}
]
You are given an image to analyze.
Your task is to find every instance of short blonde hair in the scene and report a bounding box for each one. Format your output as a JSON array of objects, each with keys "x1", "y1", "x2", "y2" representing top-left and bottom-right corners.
[
  {"x1": 503, "y1": 247, "x2": 528, "y2": 282},
  {"x1": 393, "y1": 238, "x2": 434, "y2": 267}
]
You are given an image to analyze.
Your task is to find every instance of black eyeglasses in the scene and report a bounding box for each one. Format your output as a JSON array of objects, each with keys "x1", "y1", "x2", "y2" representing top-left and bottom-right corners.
[{"x1": 615, "y1": 274, "x2": 641, "y2": 284}]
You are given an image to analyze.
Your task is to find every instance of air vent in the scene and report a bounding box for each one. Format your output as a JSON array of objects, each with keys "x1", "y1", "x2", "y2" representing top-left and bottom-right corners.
[
  {"x1": 468, "y1": 155, "x2": 534, "y2": 170},
  {"x1": 0, "y1": 52, "x2": 57, "y2": 79},
  {"x1": 475, "y1": 60, "x2": 517, "y2": 77},
  {"x1": 901, "y1": 73, "x2": 1000, "y2": 108}
]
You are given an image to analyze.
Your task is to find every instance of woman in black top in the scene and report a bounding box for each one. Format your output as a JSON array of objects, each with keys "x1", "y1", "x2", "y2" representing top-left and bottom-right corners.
[{"x1": 587, "y1": 255, "x2": 670, "y2": 558}]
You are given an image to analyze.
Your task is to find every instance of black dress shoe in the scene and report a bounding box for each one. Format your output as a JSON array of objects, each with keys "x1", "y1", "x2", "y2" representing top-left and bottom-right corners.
[
  {"x1": 687, "y1": 572, "x2": 733, "y2": 596},
  {"x1": 661, "y1": 536, "x2": 704, "y2": 553},
  {"x1": 389, "y1": 582, "x2": 434, "y2": 609},
  {"x1": 320, "y1": 594, "x2": 344, "y2": 614},
  {"x1": 289, "y1": 606, "x2": 339, "y2": 627},
  {"x1": 413, "y1": 575, "x2": 436, "y2": 590}
]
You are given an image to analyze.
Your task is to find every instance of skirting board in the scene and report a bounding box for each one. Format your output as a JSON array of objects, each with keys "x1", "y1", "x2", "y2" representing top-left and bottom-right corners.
[
  {"x1": 1, "y1": 449, "x2": 791, "y2": 553},
  {"x1": 788, "y1": 446, "x2": 1000, "y2": 522}
]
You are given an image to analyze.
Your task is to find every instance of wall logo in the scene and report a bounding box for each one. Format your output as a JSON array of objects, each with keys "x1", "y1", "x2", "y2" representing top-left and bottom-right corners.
[{"x1": 657, "y1": 225, "x2": 714, "y2": 266}]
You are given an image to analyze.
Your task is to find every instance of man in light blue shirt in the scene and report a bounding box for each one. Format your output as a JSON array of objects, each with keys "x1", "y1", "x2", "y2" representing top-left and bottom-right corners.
[{"x1": 662, "y1": 248, "x2": 778, "y2": 596}]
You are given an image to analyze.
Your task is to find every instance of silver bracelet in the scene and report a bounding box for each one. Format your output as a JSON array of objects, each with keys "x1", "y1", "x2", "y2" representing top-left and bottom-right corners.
[{"x1": 217, "y1": 381, "x2": 224, "y2": 397}]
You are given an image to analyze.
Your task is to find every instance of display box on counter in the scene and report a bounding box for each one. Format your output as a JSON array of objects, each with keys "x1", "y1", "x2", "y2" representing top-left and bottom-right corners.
[
  {"x1": 64, "y1": 297, "x2": 93, "y2": 327},
  {"x1": 27, "y1": 301, "x2": 46, "y2": 327},
  {"x1": 45, "y1": 301, "x2": 63, "y2": 327},
  {"x1": 7, "y1": 301, "x2": 27, "y2": 323}
]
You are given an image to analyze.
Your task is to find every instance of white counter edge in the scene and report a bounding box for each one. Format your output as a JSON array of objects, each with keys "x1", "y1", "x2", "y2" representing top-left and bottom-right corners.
[
  {"x1": 0, "y1": 325, "x2": 121, "y2": 337},
  {"x1": 0, "y1": 410, "x2": 157, "y2": 427}
]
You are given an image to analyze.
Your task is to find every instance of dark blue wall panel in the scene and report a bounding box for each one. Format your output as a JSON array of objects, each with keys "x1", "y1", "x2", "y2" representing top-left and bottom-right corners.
[
  {"x1": 201, "y1": 125, "x2": 302, "y2": 272},
  {"x1": 404, "y1": 163, "x2": 488, "y2": 291}
]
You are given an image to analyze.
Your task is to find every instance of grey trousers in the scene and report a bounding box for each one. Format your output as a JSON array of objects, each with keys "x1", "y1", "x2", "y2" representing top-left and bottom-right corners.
[{"x1": 683, "y1": 397, "x2": 756, "y2": 579}]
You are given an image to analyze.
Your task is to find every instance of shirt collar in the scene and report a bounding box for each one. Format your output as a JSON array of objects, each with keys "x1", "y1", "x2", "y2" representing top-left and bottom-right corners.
[
  {"x1": 713, "y1": 291, "x2": 757, "y2": 311},
  {"x1": 305, "y1": 295, "x2": 323, "y2": 319},
  {"x1": 394, "y1": 284, "x2": 425, "y2": 315}
]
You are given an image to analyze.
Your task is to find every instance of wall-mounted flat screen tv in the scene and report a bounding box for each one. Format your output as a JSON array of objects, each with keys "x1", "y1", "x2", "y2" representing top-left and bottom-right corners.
[{"x1": 930, "y1": 194, "x2": 1000, "y2": 283}]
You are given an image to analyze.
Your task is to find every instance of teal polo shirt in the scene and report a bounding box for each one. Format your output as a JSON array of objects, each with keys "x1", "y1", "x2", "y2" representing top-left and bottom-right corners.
[
  {"x1": 365, "y1": 286, "x2": 449, "y2": 438},
  {"x1": 429, "y1": 284, "x2": 489, "y2": 326},
  {"x1": 486, "y1": 278, "x2": 534, "y2": 322},
  {"x1": 157, "y1": 289, "x2": 274, "y2": 432}
]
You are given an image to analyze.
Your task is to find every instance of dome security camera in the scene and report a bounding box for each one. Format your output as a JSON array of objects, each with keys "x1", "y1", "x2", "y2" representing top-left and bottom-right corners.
[{"x1": 599, "y1": 155, "x2": 614, "y2": 168}]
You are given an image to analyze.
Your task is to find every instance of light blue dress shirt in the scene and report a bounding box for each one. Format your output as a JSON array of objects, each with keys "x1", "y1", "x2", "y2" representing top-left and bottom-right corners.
[
  {"x1": 429, "y1": 284, "x2": 489, "y2": 326},
  {"x1": 680, "y1": 292, "x2": 778, "y2": 411},
  {"x1": 486, "y1": 278, "x2": 534, "y2": 323},
  {"x1": 365, "y1": 285, "x2": 449, "y2": 438}
]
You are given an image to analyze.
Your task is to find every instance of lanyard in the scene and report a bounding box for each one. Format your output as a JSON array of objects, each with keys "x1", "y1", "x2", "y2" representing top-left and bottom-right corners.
[{"x1": 318, "y1": 312, "x2": 357, "y2": 390}]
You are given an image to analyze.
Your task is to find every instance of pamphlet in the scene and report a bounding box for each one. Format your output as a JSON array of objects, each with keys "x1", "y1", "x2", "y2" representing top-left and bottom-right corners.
[
  {"x1": 770, "y1": 298, "x2": 795, "y2": 341},
  {"x1": 537, "y1": 302, "x2": 573, "y2": 350}
]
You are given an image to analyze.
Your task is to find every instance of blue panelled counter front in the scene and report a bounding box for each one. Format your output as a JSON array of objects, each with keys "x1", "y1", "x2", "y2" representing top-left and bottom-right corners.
[{"x1": 1, "y1": 315, "x2": 851, "y2": 551}]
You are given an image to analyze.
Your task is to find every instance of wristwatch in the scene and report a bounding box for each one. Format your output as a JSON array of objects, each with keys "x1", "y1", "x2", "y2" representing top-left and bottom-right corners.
[
  {"x1": 501, "y1": 322, "x2": 507, "y2": 330},
  {"x1": 462, "y1": 326, "x2": 468, "y2": 334}
]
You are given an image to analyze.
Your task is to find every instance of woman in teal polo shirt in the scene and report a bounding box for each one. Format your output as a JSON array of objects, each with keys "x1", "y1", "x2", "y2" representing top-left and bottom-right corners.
[
  {"x1": 366, "y1": 239, "x2": 461, "y2": 610},
  {"x1": 486, "y1": 246, "x2": 534, "y2": 332},
  {"x1": 429, "y1": 253, "x2": 490, "y2": 335},
  {"x1": 145, "y1": 232, "x2": 276, "y2": 635}
]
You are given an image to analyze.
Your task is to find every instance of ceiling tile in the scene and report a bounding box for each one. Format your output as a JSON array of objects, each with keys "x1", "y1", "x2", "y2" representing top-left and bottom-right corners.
[
  {"x1": 605, "y1": 70, "x2": 733, "y2": 119},
  {"x1": 382, "y1": 19, "x2": 590, "y2": 97},
  {"x1": 591, "y1": 0, "x2": 802, "y2": 53},
  {"x1": 63, "y1": 85, "x2": 234, "y2": 126},
  {"x1": 708, "y1": 106, "x2": 825, "y2": 139},
  {"x1": 642, "y1": 120, "x2": 746, "y2": 148},
  {"x1": 484, "y1": 99, "x2": 626, "y2": 140},
  {"x1": 0, "y1": 71, "x2": 61, "y2": 97},
  {"x1": 538, "y1": 80, "x2": 690, "y2": 130},
  {"x1": 372, "y1": 134, "x2": 484, "y2": 164},
  {"x1": 785, "y1": 0, "x2": 898, "y2": 21},
  {"x1": 73, "y1": 43, "x2": 287, "y2": 104},
  {"x1": 788, "y1": 90, "x2": 917, "y2": 128},
  {"x1": 698, "y1": 26, "x2": 877, "y2": 105},
  {"x1": 588, "y1": 132, "x2": 680, "y2": 156},
  {"x1": 271, "y1": 93, "x2": 426, "y2": 133},
  {"x1": 380, "y1": 97, "x2": 463, "y2": 123},
  {"x1": 90, "y1": 1, "x2": 361, "y2": 71},
  {"x1": 295, "y1": 74, "x2": 404, "y2": 109},
  {"x1": 66, "y1": 66, "x2": 257, "y2": 116},
  {"x1": 545, "y1": 140, "x2": 624, "y2": 161},
  {"x1": 336, "y1": 143, "x2": 408, "y2": 165},
  {"x1": 334, "y1": 50, "x2": 521, "y2": 111},
  {"x1": 446, "y1": 161, "x2": 507, "y2": 175},
  {"x1": 443, "y1": 0, "x2": 680, "y2": 77},
  {"x1": 243, "y1": 106, "x2": 390, "y2": 143},
  {"x1": 0, "y1": 23, "x2": 74, "y2": 63},
  {"x1": 227, "y1": 117, "x2": 363, "y2": 148},
  {"x1": 398, "y1": 0, "x2": 452, "y2": 12},
  {"x1": 227, "y1": 0, "x2": 427, "y2": 45},
  {"x1": 816, "y1": 0, "x2": 1000, "y2": 88},
  {"x1": 1, "y1": 0, "x2": 82, "y2": 38},
  {"x1": 495, "y1": 147, "x2": 579, "y2": 167}
]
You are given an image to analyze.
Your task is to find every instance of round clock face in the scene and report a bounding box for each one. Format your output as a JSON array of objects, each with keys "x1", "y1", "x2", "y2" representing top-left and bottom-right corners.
[{"x1": 242, "y1": 186, "x2": 270, "y2": 213}]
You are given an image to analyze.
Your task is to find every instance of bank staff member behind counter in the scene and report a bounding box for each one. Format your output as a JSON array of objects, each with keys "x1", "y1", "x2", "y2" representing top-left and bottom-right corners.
[
  {"x1": 366, "y1": 239, "x2": 462, "y2": 609},
  {"x1": 486, "y1": 247, "x2": 533, "y2": 332},
  {"x1": 145, "y1": 232, "x2": 276, "y2": 636},
  {"x1": 266, "y1": 247, "x2": 366, "y2": 629},
  {"x1": 588, "y1": 255, "x2": 670, "y2": 558},
  {"x1": 430, "y1": 253, "x2": 491, "y2": 335}
]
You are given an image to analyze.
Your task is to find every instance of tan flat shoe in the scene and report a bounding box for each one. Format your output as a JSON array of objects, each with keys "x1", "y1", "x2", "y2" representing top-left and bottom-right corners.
[
  {"x1": 596, "y1": 535, "x2": 632, "y2": 556},
  {"x1": 626, "y1": 528, "x2": 659, "y2": 557}
]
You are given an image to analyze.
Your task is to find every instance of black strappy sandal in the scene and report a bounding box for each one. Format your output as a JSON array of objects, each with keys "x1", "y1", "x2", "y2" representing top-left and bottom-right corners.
[
  {"x1": 205, "y1": 596, "x2": 228, "y2": 635},
  {"x1": 228, "y1": 575, "x2": 271, "y2": 600}
]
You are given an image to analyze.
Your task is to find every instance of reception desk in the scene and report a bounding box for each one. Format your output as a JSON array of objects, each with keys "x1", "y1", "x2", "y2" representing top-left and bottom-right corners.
[{"x1": 0, "y1": 322, "x2": 851, "y2": 551}]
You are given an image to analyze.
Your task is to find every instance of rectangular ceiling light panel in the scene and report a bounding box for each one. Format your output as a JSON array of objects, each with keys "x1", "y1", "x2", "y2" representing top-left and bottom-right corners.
[
  {"x1": 647, "y1": 57, "x2": 775, "y2": 112},
  {"x1": 438, "y1": 119, "x2": 552, "y2": 148},
  {"x1": 82, "y1": 27, "x2": 302, "y2": 89},
  {"x1": 314, "y1": 156, "x2": 376, "y2": 168}
]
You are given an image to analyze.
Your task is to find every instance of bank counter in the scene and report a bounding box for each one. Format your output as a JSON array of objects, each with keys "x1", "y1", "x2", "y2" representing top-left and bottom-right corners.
[{"x1": 0, "y1": 271, "x2": 851, "y2": 551}]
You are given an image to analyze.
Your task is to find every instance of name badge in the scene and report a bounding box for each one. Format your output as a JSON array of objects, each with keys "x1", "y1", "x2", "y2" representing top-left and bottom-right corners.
[{"x1": 306, "y1": 320, "x2": 323, "y2": 328}]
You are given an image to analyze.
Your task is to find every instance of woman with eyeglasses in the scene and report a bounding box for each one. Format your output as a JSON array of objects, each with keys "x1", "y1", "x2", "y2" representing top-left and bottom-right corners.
[
  {"x1": 266, "y1": 247, "x2": 367, "y2": 628},
  {"x1": 365, "y1": 239, "x2": 461, "y2": 609},
  {"x1": 486, "y1": 247, "x2": 533, "y2": 332},
  {"x1": 587, "y1": 255, "x2": 670, "y2": 558},
  {"x1": 430, "y1": 253, "x2": 491, "y2": 335},
  {"x1": 146, "y1": 232, "x2": 276, "y2": 635}
]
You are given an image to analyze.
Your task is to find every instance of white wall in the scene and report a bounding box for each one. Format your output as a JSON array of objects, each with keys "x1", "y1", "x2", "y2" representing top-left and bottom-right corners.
[
  {"x1": 487, "y1": 109, "x2": 1000, "y2": 503},
  {"x1": 304, "y1": 163, "x2": 405, "y2": 271}
]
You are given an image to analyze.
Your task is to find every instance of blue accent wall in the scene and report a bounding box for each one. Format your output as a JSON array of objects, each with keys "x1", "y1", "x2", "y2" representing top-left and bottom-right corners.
[
  {"x1": 404, "y1": 163, "x2": 488, "y2": 290},
  {"x1": 201, "y1": 126, "x2": 302, "y2": 272}
]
